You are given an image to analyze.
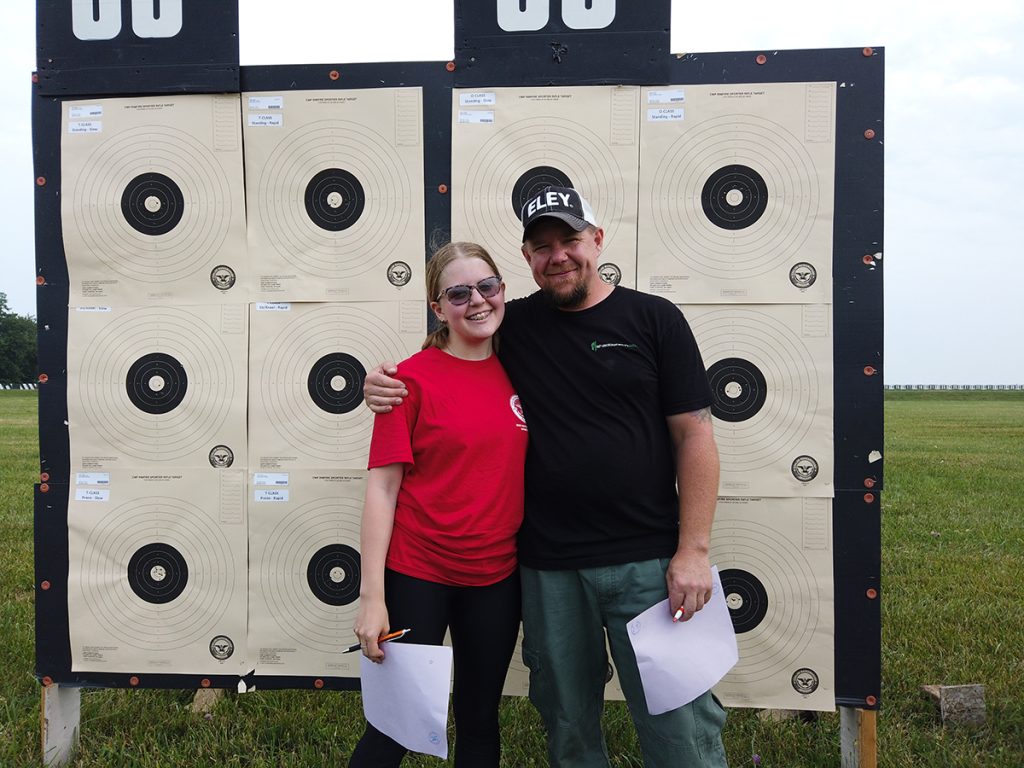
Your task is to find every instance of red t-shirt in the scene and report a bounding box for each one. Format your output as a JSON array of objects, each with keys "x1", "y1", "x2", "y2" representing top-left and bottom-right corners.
[{"x1": 368, "y1": 346, "x2": 528, "y2": 586}]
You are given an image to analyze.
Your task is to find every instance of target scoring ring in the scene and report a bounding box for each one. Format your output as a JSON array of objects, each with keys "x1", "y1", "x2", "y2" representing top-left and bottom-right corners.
[
  {"x1": 120, "y1": 171, "x2": 185, "y2": 236},
  {"x1": 306, "y1": 544, "x2": 361, "y2": 606},
  {"x1": 720, "y1": 568, "x2": 770, "y2": 634},
  {"x1": 307, "y1": 353, "x2": 367, "y2": 414},
  {"x1": 125, "y1": 352, "x2": 189, "y2": 415},
  {"x1": 701, "y1": 164, "x2": 769, "y2": 230},
  {"x1": 127, "y1": 543, "x2": 189, "y2": 605},
  {"x1": 707, "y1": 357, "x2": 768, "y2": 423},
  {"x1": 304, "y1": 168, "x2": 366, "y2": 232},
  {"x1": 511, "y1": 166, "x2": 574, "y2": 219}
]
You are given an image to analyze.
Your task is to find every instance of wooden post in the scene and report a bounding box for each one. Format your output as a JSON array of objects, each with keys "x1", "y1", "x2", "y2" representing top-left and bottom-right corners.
[
  {"x1": 840, "y1": 706, "x2": 877, "y2": 768},
  {"x1": 40, "y1": 684, "x2": 80, "y2": 767}
]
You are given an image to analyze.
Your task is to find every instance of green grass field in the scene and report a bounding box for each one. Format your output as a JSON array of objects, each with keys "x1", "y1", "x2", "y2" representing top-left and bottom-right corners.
[{"x1": 1, "y1": 390, "x2": 1022, "y2": 766}]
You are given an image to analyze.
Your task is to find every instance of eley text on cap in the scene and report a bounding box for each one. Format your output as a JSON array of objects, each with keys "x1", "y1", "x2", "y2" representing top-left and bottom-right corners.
[{"x1": 520, "y1": 186, "x2": 599, "y2": 240}]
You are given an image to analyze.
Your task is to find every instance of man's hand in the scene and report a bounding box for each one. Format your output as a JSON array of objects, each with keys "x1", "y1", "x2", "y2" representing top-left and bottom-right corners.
[
  {"x1": 363, "y1": 363, "x2": 408, "y2": 413},
  {"x1": 666, "y1": 548, "x2": 713, "y2": 622}
]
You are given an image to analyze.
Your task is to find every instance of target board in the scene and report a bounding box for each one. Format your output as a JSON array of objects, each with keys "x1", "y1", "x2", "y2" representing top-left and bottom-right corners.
[
  {"x1": 68, "y1": 470, "x2": 249, "y2": 674},
  {"x1": 710, "y1": 497, "x2": 834, "y2": 711},
  {"x1": 61, "y1": 95, "x2": 247, "y2": 306},
  {"x1": 243, "y1": 88, "x2": 426, "y2": 302},
  {"x1": 451, "y1": 86, "x2": 640, "y2": 299},
  {"x1": 248, "y1": 302, "x2": 424, "y2": 471},
  {"x1": 637, "y1": 83, "x2": 835, "y2": 304},
  {"x1": 67, "y1": 304, "x2": 249, "y2": 471},
  {"x1": 248, "y1": 471, "x2": 366, "y2": 677},
  {"x1": 685, "y1": 304, "x2": 833, "y2": 497}
]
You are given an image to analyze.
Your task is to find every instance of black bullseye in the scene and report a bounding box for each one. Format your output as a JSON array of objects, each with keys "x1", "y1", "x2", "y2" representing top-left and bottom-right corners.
[
  {"x1": 120, "y1": 172, "x2": 185, "y2": 236},
  {"x1": 511, "y1": 166, "x2": 574, "y2": 219},
  {"x1": 127, "y1": 543, "x2": 189, "y2": 604},
  {"x1": 720, "y1": 568, "x2": 769, "y2": 634},
  {"x1": 701, "y1": 164, "x2": 768, "y2": 230},
  {"x1": 307, "y1": 353, "x2": 366, "y2": 414},
  {"x1": 304, "y1": 168, "x2": 365, "y2": 231},
  {"x1": 707, "y1": 357, "x2": 767, "y2": 423},
  {"x1": 126, "y1": 353, "x2": 188, "y2": 415},
  {"x1": 306, "y1": 544, "x2": 361, "y2": 606}
]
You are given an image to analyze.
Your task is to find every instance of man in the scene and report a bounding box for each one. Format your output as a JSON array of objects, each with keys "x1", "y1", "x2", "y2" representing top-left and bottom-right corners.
[{"x1": 365, "y1": 186, "x2": 727, "y2": 767}]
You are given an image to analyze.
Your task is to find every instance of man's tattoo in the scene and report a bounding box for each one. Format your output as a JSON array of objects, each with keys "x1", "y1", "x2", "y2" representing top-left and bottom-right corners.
[{"x1": 690, "y1": 407, "x2": 712, "y2": 424}]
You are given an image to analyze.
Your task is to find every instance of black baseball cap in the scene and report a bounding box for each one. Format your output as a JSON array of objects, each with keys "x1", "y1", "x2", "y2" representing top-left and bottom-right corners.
[{"x1": 520, "y1": 186, "x2": 599, "y2": 241}]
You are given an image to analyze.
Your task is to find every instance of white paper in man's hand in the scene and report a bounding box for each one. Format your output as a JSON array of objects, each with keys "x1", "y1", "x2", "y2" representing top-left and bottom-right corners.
[
  {"x1": 626, "y1": 566, "x2": 738, "y2": 715},
  {"x1": 359, "y1": 643, "x2": 453, "y2": 758}
]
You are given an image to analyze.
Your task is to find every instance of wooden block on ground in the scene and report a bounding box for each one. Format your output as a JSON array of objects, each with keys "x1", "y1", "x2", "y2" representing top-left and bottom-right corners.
[{"x1": 921, "y1": 684, "x2": 986, "y2": 726}]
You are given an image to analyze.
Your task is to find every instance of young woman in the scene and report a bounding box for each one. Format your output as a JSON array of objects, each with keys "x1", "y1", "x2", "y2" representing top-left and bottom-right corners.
[{"x1": 349, "y1": 242, "x2": 527, "y2": 767}]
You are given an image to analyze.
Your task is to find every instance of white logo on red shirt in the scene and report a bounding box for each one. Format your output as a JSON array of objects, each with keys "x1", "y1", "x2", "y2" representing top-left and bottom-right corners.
[{"x1": 510, "y1": 395, "x2": 526, "y2": 424}]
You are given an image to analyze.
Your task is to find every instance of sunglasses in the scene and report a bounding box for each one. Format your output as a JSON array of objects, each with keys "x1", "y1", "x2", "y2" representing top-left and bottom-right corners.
[{"x1": 436, "y1": 275, "x2": 503, "y2": 305}]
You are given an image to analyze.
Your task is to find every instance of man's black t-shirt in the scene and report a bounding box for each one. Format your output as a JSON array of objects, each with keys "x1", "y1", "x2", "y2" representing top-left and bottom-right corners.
[{"x1": 498, "y1": 287, "x2": 713, "y2": 570}]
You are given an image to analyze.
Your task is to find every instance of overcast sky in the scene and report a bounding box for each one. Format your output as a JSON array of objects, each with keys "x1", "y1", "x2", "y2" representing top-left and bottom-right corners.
[{"x1": 2, "y1": 1, "x2": 1021, "y2": 384}]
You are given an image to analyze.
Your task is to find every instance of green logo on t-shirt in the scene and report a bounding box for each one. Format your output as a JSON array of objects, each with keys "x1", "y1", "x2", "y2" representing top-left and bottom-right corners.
[{"x1": 590, "y1": 341, "x2": 639, "y2": 352}]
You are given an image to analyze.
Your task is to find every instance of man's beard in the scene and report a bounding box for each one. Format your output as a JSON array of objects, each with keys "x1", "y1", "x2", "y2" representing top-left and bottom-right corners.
[{"x1": 541, "y1": 280, "x2": 588, "y2": 309}]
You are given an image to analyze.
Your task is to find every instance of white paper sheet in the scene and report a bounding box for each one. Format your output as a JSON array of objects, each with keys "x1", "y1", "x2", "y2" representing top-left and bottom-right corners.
[
  {"x1": 359, "y1": 643, "x2": 453, "y2": 759},
  {"x1": 627, "y1": 566, "x2": 738, "y2": 715}
]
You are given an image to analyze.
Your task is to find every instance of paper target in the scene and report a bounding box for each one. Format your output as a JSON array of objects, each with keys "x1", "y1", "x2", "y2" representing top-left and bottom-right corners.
[
  {"x1": 248, "y1": 302, "x2": 424, "y2": 470},
  {"x1": 637, "y1": 83, "x2": 835, "y2": 303},
  {"x1": 68, "y1": 471, "x2": 248, "y2": 674},
  {"x1": 685, "y1": 304, "x2": 833, "y2": 497},
  {"x1": 711, "y1": 498, "x2": 834, "y2": 711},
  {"x1": 249, "y1": 472, "x2": 367, "y2": 677},
  {"x1": 452, "y1": 86, "x2": 640, "y2": 299},
  {"x1": 244, "y1": 89, "x2": 425, "y2": 302},
  {"x1": 68, "y1": 305, "x2": 248, "y2": 470},
  {"x1": 61, "y1": 95, "x2": 247, "y2": 305}
]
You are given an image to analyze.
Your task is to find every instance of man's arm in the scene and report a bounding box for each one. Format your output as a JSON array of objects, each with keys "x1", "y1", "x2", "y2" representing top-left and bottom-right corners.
[
  {"x1": 664, "y1": 406, "x2": 720, "y2": 620},
  {"x1": 363, "y1": 363, "x2": 408, "y2": 413}
]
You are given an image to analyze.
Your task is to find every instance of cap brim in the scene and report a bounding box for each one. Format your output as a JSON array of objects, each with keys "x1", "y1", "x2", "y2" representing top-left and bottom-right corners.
[{"x1": 523, "y1": 212, "x2": 590, "y2": 240}]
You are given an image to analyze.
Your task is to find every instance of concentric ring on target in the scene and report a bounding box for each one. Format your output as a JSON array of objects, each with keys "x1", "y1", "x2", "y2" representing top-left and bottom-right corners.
[
  {"x1": 304, "y1": 168, "x2": 366, "y2": 231},
  {"x1": 120, "y1": 172, "x2": 185, "y2": 236},
  {"x1": 701, "y1": 165, "x2": 768, "y2": 230},
  {"x1": 77, "y1": 307, "x2": 237, "y2": 462},
  {"x1": 720, "y1": 568, "x2": 769, "y2": 634},
  {"x1": 707, "y1": 357, "x2": 768, "y2": 423},
  {"x1": 257, "y1": 304, "x2": 411, "y2": 465},
  {"x1": 307, "y1": 353, "x2": 366, "y2": 414},
  {"x1": 127, "y1": 542, "x2": 189, "y2": 604},
  {"x1": 257, "y1": 497, "x2": 364, "y2": 653},
  {"x1": 711, "y1": 514, "x2": 825, "y2": 681},
  {"x1": 511, "y1": 166, "x2": 574, "y2": 219},
  {"x1": 306, "y1": 544, "x2": 361, "y2": 606},
  {"x1": 253, "y1": 119, "x2": 414, "y2": 278},
  {"x1": 125, "y1": 352, "x2": 188, "y2": 415},
  {"x1": 67, "y1": 125, "x2": 235, "y2": 282},
  {"x1": 687, "y1": 307, "x2": 821, "y2": 473},
  {"x1": 648, "y1": 114, "x2": 822, "y2": 279},
  {"x1": 78, "y1": 495, "x2": 237, "y2": 651}
]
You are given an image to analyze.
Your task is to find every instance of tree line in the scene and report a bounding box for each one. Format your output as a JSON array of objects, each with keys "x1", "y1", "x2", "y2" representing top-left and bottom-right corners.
[{"x1": 0, "y1": 292, "x2": 37, "y2": 385}]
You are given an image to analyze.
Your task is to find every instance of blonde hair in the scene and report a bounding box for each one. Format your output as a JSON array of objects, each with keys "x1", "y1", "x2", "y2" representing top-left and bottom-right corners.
[{"x1": 422, "y1": 241, "x2": 502, "y2": 351}]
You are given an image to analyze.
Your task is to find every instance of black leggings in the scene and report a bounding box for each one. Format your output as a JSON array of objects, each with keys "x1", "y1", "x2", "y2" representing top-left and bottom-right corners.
[{"x1": 348, "y1": 569, "x2": 521, "y2": 767}]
